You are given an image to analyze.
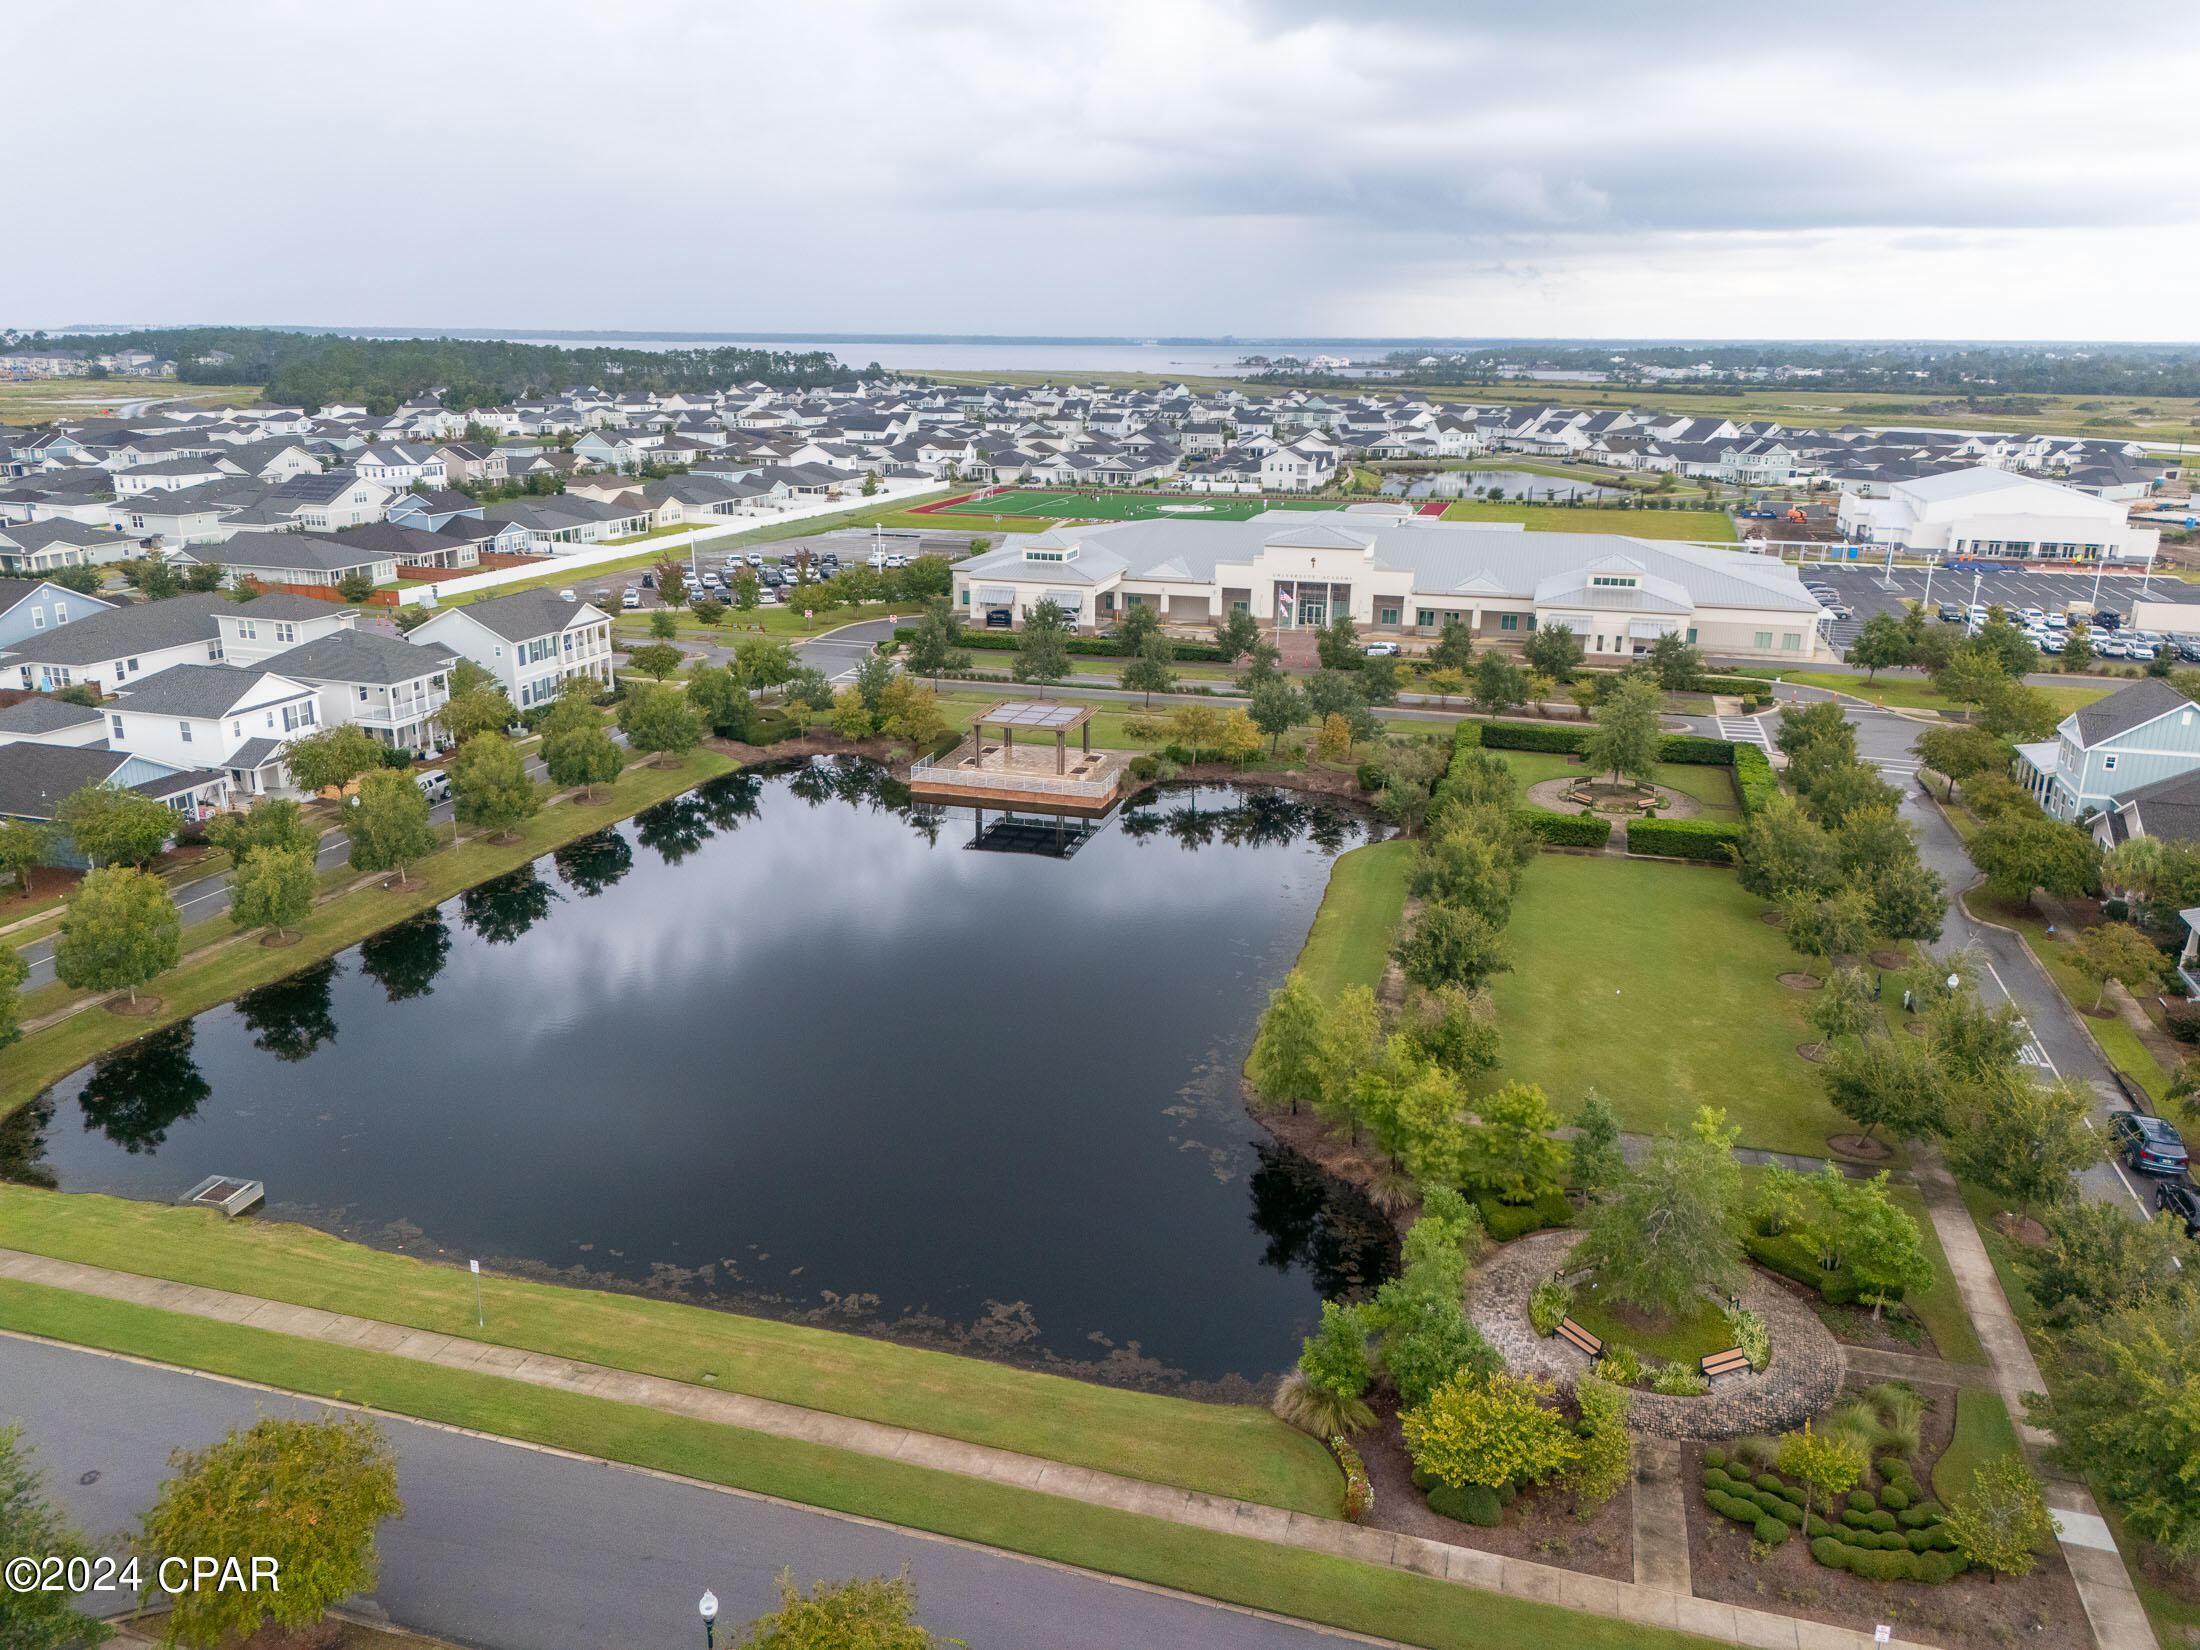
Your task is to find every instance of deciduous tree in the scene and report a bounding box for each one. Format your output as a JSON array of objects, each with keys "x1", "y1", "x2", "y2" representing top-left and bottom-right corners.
[
  {"x1": 207, "y1": 798, "x2": 317, "y2": 864},
  {"x1": 449, "y1": 734, "x2": 538, "y2": 839},
  {"x1": 1581, "y1": 674, "x2": 1663, "y2": 785},
  {"x1": 2068, "y1": 920, "x2": 2163, "y2": 1010},
  {"x1": 347, "y1": 768, "x2": 439, "y2": 883},
  {"x1": 1249, "y1": 970, "x2": 1327, "y2": 1114},
  {"x1": 137, "y1": 1414, "x2": 402, "y2": 1650},
  {"x1": 1944, "y1": 1071, "x2": 2106, "y2": 1218},
  {"x1": 0, "y1": 1424, "x2": 110, "y2": 1650},
  {"x1": 1820, "y1": 1023, "x2": 1950, "y2": 1143},
  {"x1": 1520, "y1": 622, "x2": 1579, "y2": 682},
  {"x1": 1777, "y1": 1421, "x2": 1867, "y2": 1529},
  {"x1": 1219, "y1": 707, "x2": 1262, "y2": 768},
  {"x1": 1575, "y1": 1107, "x2": 1745, "y2": 1315},
  {"x1": 1212, "y1": 607, "x2": 1261, "y2": 663},
  {"x1": 1459, "y1": 1080, "x2": 1567, "y2": 1205},
  {"x1": 228, "y1": 845, "x2": 314, "y2": 943},
  {"x1": 878, "y1": 675, "x2": 946, "y2": 750},
  {"x1": 55, "y1": 783, "x2": 174, "y2": 868},
  {"x1": 544, "y1": 722, "x2": 623, "y2": 799},
  {"x1": 0, "y1": 818, "x2": 52, "y2": 896},
  {"x1": 2017, "y1": 1202, "x2": 2190, "y2": 1328},
  {"x1": 54, "y1": 866, "x2": 181, "y2": 1007},
  {"x1": 625, "y1": 641, "x2": 685, "y2": 681},
  {"x1": 1013, "y1": 597, "x2": 1072, "y2": 686},
  {"x1": 1118, "y1": 628, "x2": 1176, "y2": 705},
  {"x1": 1569, "y1": 1090, "x2": 1626, "y2": 1201},
  {"x1": 1393, "y1": 900, "x2": 1511, "y2": 992},
  {"x1": 1401, "y1": 1370, "x2": 1580, "y2": 1490},
  {"x1": 619, "y1": 681, "x2": 703, "y2": 764},
  {"x1": 1471, "y1": 650, "x2": 1527, "y2": 717},
  {"x1": 1969, "y1": 812, "x2": 2101, "y2": 909},
  {"x1": 1844, "y1": 610, "x2": 1912, "y2": 679},
  {"x1": 1940, "y1": 1455, "x2": 2056, "y2": 1582},
  {"x1": 1248, "y1": 677, "x2": 1307, "y2": 753}
]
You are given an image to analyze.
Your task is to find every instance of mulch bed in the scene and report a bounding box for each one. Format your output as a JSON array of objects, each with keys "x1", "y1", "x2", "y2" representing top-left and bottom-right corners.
[
  {"x1": 0, "y1": 863, "x2": 79, "y2": 918},
  {"x1": 1827, "y1": 1133, "x2": 1893, "y2": 1163},
  {"x1": 103, "y1": 993, "x2": 164, "y2": 1017},
  {"x1": 1779, "y1": 972, "x2": 1825, "y2": 990},
  {"x1": 1761, "y1": 909, "x2": 1790, "y2": 928},
  {"x1": 1760, "y1": 1265, "x2": 1938, "y2": 1359},
  {"x1": 1797, "y1": 1042, "x2": 1828, "y2": 1063},
  {"x1": 1684, "y1": 1376, "x2": 2087, "y2": 1650},
  {"x1": 1992, "y1": 1212, "x2": 2049, "y2": 1248},
  {"x1": 1356, "y1": 1392, "x2": 1633, "y2": 1581},
  {"x1": 1870, "y1": 949, "x2": 1910, "y2": 970}
]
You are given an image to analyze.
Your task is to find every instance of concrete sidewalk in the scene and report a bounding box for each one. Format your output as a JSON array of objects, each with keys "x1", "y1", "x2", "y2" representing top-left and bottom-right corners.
[{"x1": 0, "y1": 1246, "x2": 1940, "y2": 1650}]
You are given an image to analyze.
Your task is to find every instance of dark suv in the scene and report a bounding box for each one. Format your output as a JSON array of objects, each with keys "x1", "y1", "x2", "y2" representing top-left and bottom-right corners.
[
  {"x1": 2158, "y1": 1180, "x2": 2200, "y2": 1239},
  {"x1": 2109, "y1": 1111, "x2": 2191, "y2": 1176}
]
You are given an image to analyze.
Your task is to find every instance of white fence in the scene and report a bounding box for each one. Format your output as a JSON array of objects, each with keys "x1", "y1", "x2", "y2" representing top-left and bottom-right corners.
[{"x1": 414, "y1": 478, "x2": 949, "y2": 603}]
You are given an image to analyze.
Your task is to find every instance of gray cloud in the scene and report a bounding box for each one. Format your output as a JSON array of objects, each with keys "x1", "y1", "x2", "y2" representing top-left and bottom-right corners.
[{"x1": 8, "y1": 0, "x2": 2197, "y2": 337}]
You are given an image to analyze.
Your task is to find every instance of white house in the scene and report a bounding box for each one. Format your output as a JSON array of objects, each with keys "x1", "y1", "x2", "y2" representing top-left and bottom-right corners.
[
  {"x1": 263, "y1": 629, "x2": 453, "y2": 753},
  {"x1": 1837, "y1": 467, "x2": 2159, "y2": 564},
  {"x1": 213, "y1": 593, "x2": 361, "y2": 663},
  {"x1": 104, "y1": 663, "x2": 321, "y2": 798},
  {"x1": 410, "y1": 589, "x2": 614, "y2": 710},
  {"x1": 1, "y1": 591, "x2": 227, "y2": 694},
  {"x1": 0, "y1": 696, "x2": 109, "y2": 748}
]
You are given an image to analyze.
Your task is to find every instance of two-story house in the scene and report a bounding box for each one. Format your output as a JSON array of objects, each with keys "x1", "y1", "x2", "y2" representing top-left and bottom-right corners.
[
  {"x1": 2013, "y1": 678, "x2": 2200, "y2": 822},
  {"x1": 0, "y1": 520, "x2": 140, "y2": 576},
  {"x1": 1, "y1": 591, "x2": 227, "y2": 695},
  {"x1": 262, "y1": 630, "x2": 453, "y2": 754},
  {"x1": 105, "y1": 663, "x2": 321, "y2": 799},
  {"x1": 0, "y1": 744, "x2": 231, "y2": 851},
  {"x1": 355, "y1": 443, "x2": 448, "y2": 492},
  {"x1": 213, "y1": 593, "x2": 361, "y2": 663},
  {"x1": 409, "y1": 589, "x2": 613, "y2": 711}
]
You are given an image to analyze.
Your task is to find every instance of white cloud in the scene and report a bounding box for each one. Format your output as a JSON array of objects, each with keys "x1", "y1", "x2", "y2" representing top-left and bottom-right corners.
[{"x1": 10, "y1": 0, "x2": 2197, "y2": 337}]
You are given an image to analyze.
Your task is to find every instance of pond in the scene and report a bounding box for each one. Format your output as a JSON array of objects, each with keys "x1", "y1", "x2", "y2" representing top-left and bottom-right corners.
[
  {"x1": 1380, "y1": 468, "x2": 1622, "y2": 502},
  {"x1": 7, "y1": 763, "x2": 1396, "y2": 1394}
]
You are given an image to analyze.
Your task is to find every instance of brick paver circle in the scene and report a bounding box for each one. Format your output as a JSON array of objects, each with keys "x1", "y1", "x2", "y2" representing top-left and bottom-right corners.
[{"x1": 1468, "y1": 1229, "x2": 1846, "y2": 1440}]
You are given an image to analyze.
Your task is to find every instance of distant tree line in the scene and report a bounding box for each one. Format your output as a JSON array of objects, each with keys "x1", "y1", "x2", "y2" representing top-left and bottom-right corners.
[{"x1": 40, "y1": 328, "x2": 878, "y2": 415}]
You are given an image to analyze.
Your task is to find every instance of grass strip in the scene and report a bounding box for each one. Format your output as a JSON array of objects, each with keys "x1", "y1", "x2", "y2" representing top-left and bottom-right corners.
[
  {"x1": 0, "y1": 1280, "x2": 1720, "y2": 1650},
  {"x1": 1931, "y1": 1388, "x2": 2021, "y2": 1506},
  {"x1": 1294, "y1": 839, "x2": 1414, "y2": 999},
  {"x1": 0, "y1": 1189, "x2": 1336, "y2": 1515},
  {"x1": 0, "y1": 754, "x2": 736, "y2": 1115},
  {"x1": 1437, "y1": 502, "x2": 1736, "y2": 541},
  {"x1": 1886, "y1": 1184, "x2": 1988, "y2": 1365}
]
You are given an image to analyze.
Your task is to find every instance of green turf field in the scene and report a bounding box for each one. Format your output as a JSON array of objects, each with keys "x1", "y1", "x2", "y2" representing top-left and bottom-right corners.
[{"x1": 931, "y1": 489, "x2": 1347, "y2": 524}]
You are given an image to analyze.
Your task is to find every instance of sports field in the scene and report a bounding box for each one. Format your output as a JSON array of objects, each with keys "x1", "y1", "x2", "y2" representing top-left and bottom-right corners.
[{"x1": 927, "y1": 488, "x2": 1346, "y2": 524}]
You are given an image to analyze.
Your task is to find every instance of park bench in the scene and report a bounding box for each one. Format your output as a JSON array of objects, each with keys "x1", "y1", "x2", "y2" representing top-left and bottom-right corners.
[
  {"x1": 1556, "y1": 1318, "x2": 1603, "y2": 1359},
  {"x1": 1701, "y1": 1347, "x2": 1753, "y2": 1381}
]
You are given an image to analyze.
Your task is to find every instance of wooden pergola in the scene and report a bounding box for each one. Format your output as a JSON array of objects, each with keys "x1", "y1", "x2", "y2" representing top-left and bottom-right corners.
[{"x1": 972, "y1": 700, "x2": 1094, "y2": 775}]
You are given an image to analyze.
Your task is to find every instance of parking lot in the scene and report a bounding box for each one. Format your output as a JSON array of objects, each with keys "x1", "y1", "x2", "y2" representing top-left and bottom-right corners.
[{"x1": 1801, "y1": 561, "x2": 2200, "y2": 655}]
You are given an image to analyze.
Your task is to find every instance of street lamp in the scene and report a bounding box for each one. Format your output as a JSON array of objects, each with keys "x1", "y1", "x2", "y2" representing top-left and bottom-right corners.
[{"x1": 699, "y1": 1590, "x2": 718, "y2": 1650}]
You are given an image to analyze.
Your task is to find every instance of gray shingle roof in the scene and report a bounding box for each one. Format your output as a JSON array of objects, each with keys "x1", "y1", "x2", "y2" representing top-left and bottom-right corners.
[
  {"x1": 111, "y1": 663, "x2": 301, "y2": 719},
  {"x1": 0, "y1": 745, "x2": 134, "y2": 819},
  {"x1": 0, "y1": 593, "x2": 225, "y2": 666},
  {"x1": 262, "y1": 630, "x2": 448, "y2": 686},
  {"x1": 443, "y1": 589, "x2": 603, "y2": 643},
  {"x1": 0, "y1": 695, "x2": 105, "y2": 734},
  {"x1": 2069, "y1": 677, "x2": 2193, "y2": 747}
]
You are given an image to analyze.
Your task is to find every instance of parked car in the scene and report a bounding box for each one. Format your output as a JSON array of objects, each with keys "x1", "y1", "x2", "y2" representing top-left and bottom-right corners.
[
  {"x1": 984, "y1": 609, "x2": 1014, "y2": 628},
  {"x1": 2019, "y1": 606, "x2": 2045, "y2": 625},
  {"x1": 2158, "y1": 1179, "x2": 2200, "y2": 1239},
  {"x1": 2037, "y1": 633, "x2": 2064, "y2": 655},
  {"x1": 2109, "y1": 1111, "x2": 2191, "y2": 1177},
  {"x1": 1364, "y1": 641, "x2": 1401, "y2": 656},
  {"x1": 2094, "y1": 608, "x2": 2124, "y2": 630},
  {"x1": 640, "y1": 572, "x2": 655, "y2": 588},
  {"x1": 2175, "y1": 636, "x2": 2200, "y2": 664},
  {"x1": 622, "y1": 588, "x2": 641, "y2": 610},
  {"x1": 1937, "y1": 603, "x2": 1964, "y2": 622},
  {"x1": 1822, "y1": 604, "x2": 1854, "y2": 620},
  {"x1": 2046, "y1": 611, "x2": 2069, "y2": 630},
  {"x1": 414, "y1": 769, "x2": 452, "y2": 804}
]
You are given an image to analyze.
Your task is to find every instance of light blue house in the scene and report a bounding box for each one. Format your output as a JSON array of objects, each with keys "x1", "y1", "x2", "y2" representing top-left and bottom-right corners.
[
  {"x1": 2014, "y1": 677, "x2": 2200, "y2": 822},
  {"x1": 0, "y1": 578, "x2": 115, "y2": 650}
]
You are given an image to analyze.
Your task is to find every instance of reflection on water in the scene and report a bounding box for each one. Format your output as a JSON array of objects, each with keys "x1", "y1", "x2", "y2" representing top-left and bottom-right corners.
[
  {"x1": 19, "y1": 765, "x2": 1393, "y2": 1388},
  {"x1": 1381, "y1": 468, "x2": 1621, "y2": 501}
]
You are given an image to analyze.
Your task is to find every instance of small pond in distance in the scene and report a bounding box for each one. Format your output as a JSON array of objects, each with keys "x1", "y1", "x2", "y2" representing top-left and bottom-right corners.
[{"x1": 13, "y1": 762, "x2": 1396, "y2": 1393}]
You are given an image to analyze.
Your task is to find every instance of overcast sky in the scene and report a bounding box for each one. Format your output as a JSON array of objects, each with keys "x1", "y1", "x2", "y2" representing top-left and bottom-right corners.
[{"x1": 15, "y1": 0, "x2": 2198, "y2": 341}]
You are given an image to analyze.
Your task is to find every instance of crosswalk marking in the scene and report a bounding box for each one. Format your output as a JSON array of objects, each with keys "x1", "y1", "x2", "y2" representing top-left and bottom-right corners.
[{"x1": 1717, "y1": 716, "x2": 1771, "y2": 748}]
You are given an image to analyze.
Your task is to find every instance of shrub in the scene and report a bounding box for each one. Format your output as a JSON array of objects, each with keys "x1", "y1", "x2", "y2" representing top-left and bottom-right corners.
[
  {"x1": 1723, "y1": 1306, "x2": 1770, "y2": 1372},
  {"x1": 1475, "y1": 720, "x2": 1589, "y2": 754},
  {"x1": 1847, "y1": 1489, "x2": 1876, "y2": 1512},
  {"x1": 1742, "y1": 1230, "x2": 1903, "y2": 1306},
  {"x1": 1732, "y1": 1434, "x2": 1779, "y2": 1470},
  {"x1": 1332, "y1": 1436, "x2": 1373, "y2": 1523},
  {"x1": 1403, "y1": 1370, "x2": 1581, "y2": 1494},
  {"x1": 1569, "y1": 1375, "x2": 1633, "y2": 1510},
  {"x1": 1734, "y1": 745, "x2": 1778, "y2": 818},
  {"x1": 1806, "y1": 1514, "x2": 1836, "y2": 1539},
  {"x1": 1707, "y1": 1489, "x2": 1762, "y2": 1525},
  {"x1": 1476, "y1": 1187, "x2": 1573, "y2": 1241},
  {"x1": 1751, "y1": 1473, "x2": 1785, "y2": 1496},
  {"x1": 1898, "y1": 1503, "x2": 1941, "y2": 1529},
  {"x1": 1811, "y1": 1535, "x2": 1851, "y2": 1570},
  {"x1": 1658, "y1": 735, "x2": 1737, "y2": 765},
  {"x1": 1703, "y1": 1447, "x2": 1728, "y2": 1471},
  {"x1": 1627, "y1": 818, "x2": 1744, "y2": 860},
  {"x1": 1128, "y1": 755, "x2": 1161, "y2": 780},
  {"x1": 1427, "y1": 1483, "x2": 1504, "y2": 1526},
  {"x1": 1528, "y1": 1280, "x2": 1573, "y2": 1336},
  {"x1": 1517, "y1": 808, "x2": 1613, "y2": 847},
  {"x1": 1754, "y1": 1515, "x2": 1792, "y2": 1546},
  {"x1": 1652, "y1": 1364, "x2": 1710, "y2": 1396},
  {"x1": 1356, "y1": 761, "x2": 1384, "y2": 791},
  {"x1": 1704, "y1": 1467, "x2": 1734, "y2": 1492},
  {"x1": 1880, "y1": 1483, "x2": 1910, "y2": 1511},
  {"x1": 1597, "y1": 1345, "x2": 1643, "y2": 1386}
]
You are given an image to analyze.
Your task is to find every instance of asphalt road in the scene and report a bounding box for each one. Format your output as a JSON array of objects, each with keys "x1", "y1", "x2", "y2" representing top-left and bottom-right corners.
[
  {"x1": 11, "y1": 748, "x2": 557, "y2": 991},
  {"x1": 0, "y1": 1335, "x2": 1370, "y2": 1650}
]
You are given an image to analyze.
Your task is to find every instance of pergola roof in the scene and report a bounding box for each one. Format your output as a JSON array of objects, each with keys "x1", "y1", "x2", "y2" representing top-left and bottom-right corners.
[{"x1": 976, "y1": 700, "x2": 1093, "y2": 731}]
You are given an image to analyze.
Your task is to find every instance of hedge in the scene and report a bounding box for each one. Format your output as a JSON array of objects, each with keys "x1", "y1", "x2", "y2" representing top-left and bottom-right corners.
[
  {"x1": 1476, "y1": 720, "x2": 1589, "y2": 754},
  {"x1": 1477, "y1": 1187, "x2": 1574, "y2": 1241},
  {"x1": 1518, "y1": 809, "x2": 1613, "y2": 847},
  {"x1": 1657, "y1": 734, "x2": 1737, "y2": 765},
  {"x1": 889, "y1": 627, "x2": 1231, "y2": 663},
  {"x1": 1427, "y1": 1483, "x2": 1503, "y2": 1526},
  {"x1": 1626, "y1": 818, "x2": 1743, "y2": 860},
  {"x1": 1734, "y1": 745, "x2": 1777, "y2": 818},
  {"x1": 1742, "y1": 1229, "x2": 1905, "y2": 1307}
]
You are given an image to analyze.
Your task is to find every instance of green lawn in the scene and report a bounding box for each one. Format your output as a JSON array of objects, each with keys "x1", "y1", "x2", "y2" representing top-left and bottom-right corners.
[
  {"x1": 1295, "y1": 840, "x2": 1415, "y2": 999},
  {"x1": 0, "y1": 1190, "x2": 1334, "y2": 1513},
  {"x1": 1439, "y1": 502, "x2": 1736, "y2": 541},
  {"x1": 1, "y1": 753, "x2": 738, "y2": 1115},
  {"x1": 1483, "y1": 854, "x2": 1846, "y2": 1154},
  {"x1": 1776, "y1": 671, "x2": 2112, "y2": 718},
  {"x1": 1931, "y1": 1388, "x2": 2023, "y2": 1506},
  {"x1": 1565, "y1": 1292, "x2": 1730, "y2": 1367},
  {"x1": 0, "y1": 1278, "x2": 1722, "y2": 1650},
  {"x1": 1886, "y1": 1184, "x2": 1987, "y2": 1365},
  {"x1": 1492, "y1": 751, "x2": 1741, "y2": 820},
  {"x1": 932, "y1": 489, "x2": 1346, "y2": 525}
]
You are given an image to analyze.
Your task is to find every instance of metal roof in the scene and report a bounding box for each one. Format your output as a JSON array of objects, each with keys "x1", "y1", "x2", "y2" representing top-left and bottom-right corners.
[{"x1": 977, "y1": 700, "x2": 1091, "y2": 730}]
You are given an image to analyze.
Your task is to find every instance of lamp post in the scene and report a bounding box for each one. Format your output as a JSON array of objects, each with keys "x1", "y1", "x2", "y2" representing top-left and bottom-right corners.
[{"x1": 699, "y1": 1590, "x2": 718, "y2": 1650}]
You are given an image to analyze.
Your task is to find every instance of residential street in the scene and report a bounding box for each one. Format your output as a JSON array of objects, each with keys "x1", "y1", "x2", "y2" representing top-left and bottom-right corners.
[{"x1": 0, "y1": 1334, "x2": 1371, "y2": 1650}]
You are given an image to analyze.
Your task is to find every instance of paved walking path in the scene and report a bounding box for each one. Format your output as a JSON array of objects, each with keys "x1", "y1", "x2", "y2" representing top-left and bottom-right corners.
[
  {"x1": 1906, "y1": 1155, "x2": 2158, "y2": 1650},
  {"x1": 0, "y1": 1247, "x2": 1946, "y2": 1650},
  {"x1": 1631, "y1": 1438, "x2": 1692, "y2": 1593}
]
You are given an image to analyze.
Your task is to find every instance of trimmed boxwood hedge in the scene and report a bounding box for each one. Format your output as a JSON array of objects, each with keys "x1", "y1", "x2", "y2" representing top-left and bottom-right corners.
[
  {"x1": 1428, "y1": 1483, "x2": 1504, "y2": 1526},
  {"x1": 1658, "y1": 734, "x2": 1738, "y2": 765},
  {"x1": 1742, "y1": 1230, "x2": 1905, "y2": 1307},
  {"x1": 1519, "y1": 808, "x2": 1613, "y2": 847},
  {"x1": 1734, "y1": 745, "x2": 1777, "y2": 818},
  {"x1": 1477, "y1": 1187, "x2": 1574, "y2": 1240},
  {"x1": 890, "y1": 627, "x2": 1231, "y2": 663},
  {"x1": 1477, "y1": 720, "x2": 1589, "y2": 754},
  {"x1": 1626, "y1": 818, "x2": 1743, "y2": 860}
]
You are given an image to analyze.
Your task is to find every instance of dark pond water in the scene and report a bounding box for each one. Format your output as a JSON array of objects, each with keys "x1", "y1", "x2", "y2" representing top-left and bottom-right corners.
[
  {"x1": 8, "y1": 763, "x2": 1396, "y2": 1392},
  {"x1": 1380, "y1": 468, "x2": 1620, "y2": 501}
]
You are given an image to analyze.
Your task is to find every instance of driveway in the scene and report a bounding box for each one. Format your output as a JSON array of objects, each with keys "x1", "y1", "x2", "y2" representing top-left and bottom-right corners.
[{"x1": 1, "y1": 1334, "x2": 1372, "y2": 1650}]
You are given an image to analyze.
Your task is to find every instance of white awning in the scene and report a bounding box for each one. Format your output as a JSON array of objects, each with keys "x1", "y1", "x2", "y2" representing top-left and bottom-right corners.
[
  {"x1": 1544, "y1": 611, "x2": 1597, "y2": 631},
  {"x1": 1043, "y1": 588, "x2": 1083, "y2": 610},
  {"x1": 1628, "y1": 618, "x2": 1680, "y2": 639},
  {"x1": 977, "y1": 586, "x2": 1015, "y2": 605}
]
